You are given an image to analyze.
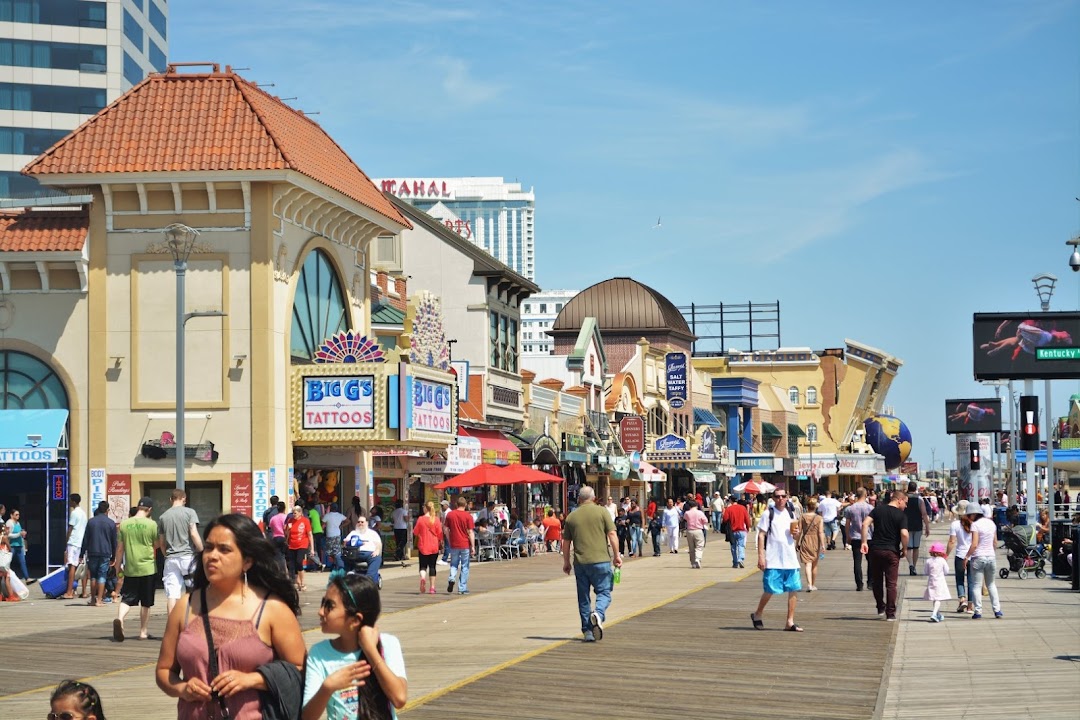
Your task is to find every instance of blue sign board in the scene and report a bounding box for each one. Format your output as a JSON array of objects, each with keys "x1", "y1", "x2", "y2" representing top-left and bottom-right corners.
[
  {"x1": 665, "y1": 352, "x2": 688, "y2": 409},
  {"x1": 654, "y1": 433, "x2": 688, "y2": 451},
  {"x1": 736, "y1": 454, "x2": 777, "y2": 473},
  {"x1": 52, "y1": 471, "x2": 68, "y2": 501}
]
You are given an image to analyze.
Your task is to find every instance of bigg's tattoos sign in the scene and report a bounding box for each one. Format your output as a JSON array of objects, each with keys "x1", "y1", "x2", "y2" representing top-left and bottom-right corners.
[{"x1": 302, "y1": 375, "x2": 375, "y2": 429}]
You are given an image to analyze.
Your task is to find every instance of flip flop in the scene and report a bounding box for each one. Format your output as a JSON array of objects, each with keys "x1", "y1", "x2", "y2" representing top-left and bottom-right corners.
[
  {"x1": 784, "y1": 624, "x2": 804, "y2": 632},
  {"x1": 751, "y1": 613, "x2": 764, "y2": 630}
]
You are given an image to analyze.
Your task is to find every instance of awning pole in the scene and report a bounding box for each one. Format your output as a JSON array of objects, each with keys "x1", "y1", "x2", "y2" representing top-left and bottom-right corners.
[{"x1": 45, "y1": 462, "x2": 51, "y2": 576}]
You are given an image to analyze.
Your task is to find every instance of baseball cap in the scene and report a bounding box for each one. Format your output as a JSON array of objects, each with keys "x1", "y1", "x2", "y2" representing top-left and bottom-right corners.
[
  {"x1": 929, "y1": 542, "x2": 946, "y2": 554},
  {"x1": 137, "y1": 496, "x2": 154, "y2": 509},
  {"x1": 440, "y1": 499, "x2": 450, "y2": 507}
]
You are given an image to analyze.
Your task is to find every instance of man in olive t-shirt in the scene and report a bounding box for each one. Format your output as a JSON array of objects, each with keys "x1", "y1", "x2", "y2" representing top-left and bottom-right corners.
[
  {"x1": 113, "y1": 497, "x2": 160, "y2": 641},
  {"x1": 562, "y1": 486, "x2": 622, "y2": 642}
]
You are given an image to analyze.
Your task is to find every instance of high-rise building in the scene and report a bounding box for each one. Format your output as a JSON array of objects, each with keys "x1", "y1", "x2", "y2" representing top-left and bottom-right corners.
[
  {"x1": 1, "y1": 0, "x2": 168, "y2": 205},
  {"x1": 374, "y1": 177, "x2": 535, "y2": 280},
  {"x1": 520, "y1": 289, "x2": 578, "y2": 356}
]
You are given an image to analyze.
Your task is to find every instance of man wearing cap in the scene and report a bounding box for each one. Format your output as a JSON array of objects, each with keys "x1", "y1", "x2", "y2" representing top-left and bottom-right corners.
[
  {"x1": 112, "y1": 497, "x2": 159, "y2": 641},
  {"x1": 157, "y1": 488, "x2": 202, "y2": 614},
  {"x1": 710, "y1": 491, "x2": 725, "y2": 533}
]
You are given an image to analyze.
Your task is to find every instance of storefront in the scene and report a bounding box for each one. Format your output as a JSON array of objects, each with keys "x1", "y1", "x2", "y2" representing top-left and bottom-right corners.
[
  {"x1": 510, "y1": 431, "x2": 564, "y2": 519},
  {"x1": 794, "y1": 453, "x2": 885, "y2": 495},
  {"x1": 735, "y1": 453, "x2": 783, "y2": 493},
  {"x1": 646, "y1": 433, "x2": 694, "y2": 499}
]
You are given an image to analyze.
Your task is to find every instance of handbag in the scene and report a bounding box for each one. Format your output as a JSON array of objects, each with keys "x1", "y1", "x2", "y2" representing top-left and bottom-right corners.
[{"x1": 200, "y1": 588, "x2": 232, "y2": 719}]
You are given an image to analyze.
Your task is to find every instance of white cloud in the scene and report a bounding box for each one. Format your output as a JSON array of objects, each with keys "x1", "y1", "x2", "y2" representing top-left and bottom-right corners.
[{"x1": 437, "y1": 57, "x2": 505, "y2": 107}]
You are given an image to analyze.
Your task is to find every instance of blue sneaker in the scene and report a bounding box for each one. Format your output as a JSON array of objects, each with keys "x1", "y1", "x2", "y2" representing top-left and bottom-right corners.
[
  {"x1": 994, "y1": 611, "x2": 1003, "y2": 619},
  {"x1": 972, "y1": 613, "x2": 982, "y2": 620}
]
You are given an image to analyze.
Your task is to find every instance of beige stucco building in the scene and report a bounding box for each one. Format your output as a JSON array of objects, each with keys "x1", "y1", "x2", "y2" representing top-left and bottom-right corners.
[{"x1": 1, "y1": 65, "x2": 458, "y2": 570}]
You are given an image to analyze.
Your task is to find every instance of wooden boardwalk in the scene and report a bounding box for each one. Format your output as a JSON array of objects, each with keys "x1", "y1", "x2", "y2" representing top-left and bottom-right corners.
[{"x1": 401, "y1": 550, "x2": 899, "y2": 720}]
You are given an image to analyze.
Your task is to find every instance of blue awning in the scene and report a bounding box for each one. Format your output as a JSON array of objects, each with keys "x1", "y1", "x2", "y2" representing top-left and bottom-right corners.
[
  {"x1": 0, "y1": 409, "x2": 68, "y2": 464},
  {"x1": 693, "y1": 408, "x2": 723, "y2": 428}
]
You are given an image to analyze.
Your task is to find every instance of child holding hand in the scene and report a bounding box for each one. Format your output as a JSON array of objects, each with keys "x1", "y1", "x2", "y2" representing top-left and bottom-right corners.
[{"x1": 923, "y1": 541, "x2": 951, "y2": 622}]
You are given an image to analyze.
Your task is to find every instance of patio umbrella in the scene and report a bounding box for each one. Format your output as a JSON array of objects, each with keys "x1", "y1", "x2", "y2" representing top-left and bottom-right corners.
[
  {"x1": 732, "y1": 480, "x2": 776, "y2": 495},
  {"x1": 494, "y1": 465, "x2": 565, "y2": 485},
  {"x1": 432, "y1": 463, "x2": 509, "y2": 489}
]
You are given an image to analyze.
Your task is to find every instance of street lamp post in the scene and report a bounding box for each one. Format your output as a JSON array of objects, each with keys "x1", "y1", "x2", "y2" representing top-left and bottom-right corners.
[
  {"x1": 1032, "y1": 273, "x2": 1057, "y2": 523},
  {"x1": 165, "y1": 223, "x2": 200, "y2": 490}
]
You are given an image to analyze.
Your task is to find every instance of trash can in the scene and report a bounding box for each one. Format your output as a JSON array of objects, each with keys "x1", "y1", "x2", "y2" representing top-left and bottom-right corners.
[
  {"x1": 994, "y1": 507, "x2": 1007, "y2": 539},
  {"x1": 1051, "y1": 520, "x2": 1072, "y2": 577}
]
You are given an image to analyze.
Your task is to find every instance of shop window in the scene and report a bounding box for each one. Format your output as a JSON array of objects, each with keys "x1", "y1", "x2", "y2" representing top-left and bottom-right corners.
[
  {"x1": 788, "y1": 386, "x2": 799, "y2": 405},
  {"x1": 807, "y1": 423, "x2": 818, "y2": 443},
  {"x1": 290, "y1": 249, "x2": 350, "y2": 363},
  {"x1": 648, "y1": 406, "x2": 667, "y2": 437},
  {"x1": 0, "y1": 350, "x2": 67, "y2": 409},
  {"x1": 806, "y1": 386, "x2": 818, "y2": 405}
]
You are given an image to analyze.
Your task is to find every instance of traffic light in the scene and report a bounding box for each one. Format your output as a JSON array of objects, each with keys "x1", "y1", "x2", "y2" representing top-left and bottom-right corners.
[
  {"x1": 969, "y1": 441, "x2": 980, "y2": 470},
  {"x1": 1019, "y1": 395, "x2": 1039, "y2": 451}
]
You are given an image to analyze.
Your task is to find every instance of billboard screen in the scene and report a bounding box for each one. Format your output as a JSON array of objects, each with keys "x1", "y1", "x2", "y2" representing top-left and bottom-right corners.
[
  {"x1": 944, "y1": 398, "x2": 1002, "y2": 434},
  {"x1": 973, "y1": 312, "x2": 1080, "y2": 380}
]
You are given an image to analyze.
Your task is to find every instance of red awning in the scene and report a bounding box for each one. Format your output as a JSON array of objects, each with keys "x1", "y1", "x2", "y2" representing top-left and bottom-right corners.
[{"x1": 458, "y1": 427, "x2": 521, "y2": 465}]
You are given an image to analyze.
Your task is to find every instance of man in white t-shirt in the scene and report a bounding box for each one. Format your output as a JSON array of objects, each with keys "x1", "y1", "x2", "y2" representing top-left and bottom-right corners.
[
  {"x1": 945, "y1": 500, "x2": 975, "y2": 613},
  {"x1": 321, "y1": 502, "x2": 348, "y2": 571},
  {"x1": 818, "y1": 491, "x2": 842, "y2": 551},
  {"x1": 605, "y1": 497, "x2": 618, "y2": 522},
  {"x1": 964, "y1": 503, "x2": 1002, "y2": 619},
  {"x1": 710, "y1": 492, "x2": 725, "y2": 532},
  {"x1": 391, "y1": 500, "x2": 409, "y2": 561},
  {"x1": 750, "y1": 488, "x2": 803, "y2": 632},
  {"x1": 64, "y1": 493, "x2": 89, "y2": 599}
]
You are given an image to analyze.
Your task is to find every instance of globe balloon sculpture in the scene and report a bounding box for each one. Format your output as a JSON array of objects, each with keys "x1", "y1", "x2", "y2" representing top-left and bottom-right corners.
[{"x1": 863, "y1": 415, "x2": 912, "y2": 471}]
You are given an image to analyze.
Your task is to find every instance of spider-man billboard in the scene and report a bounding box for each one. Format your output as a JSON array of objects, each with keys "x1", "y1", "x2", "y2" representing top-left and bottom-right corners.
[
  {"x1": 944, "y1": 398, "x2": 1002, "y2": 434},
  {"x1": 973, "y1": 312, "x2": 1080, "y2": 380}
]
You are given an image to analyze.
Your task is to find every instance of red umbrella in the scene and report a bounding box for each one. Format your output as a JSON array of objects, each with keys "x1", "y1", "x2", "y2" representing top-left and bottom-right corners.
[
  {"x1": 492, "y1": 465, "x2": 565, "y2": 486},
  {"x1": 432, "y1": 463, "x2": 510, "y2": 489}
]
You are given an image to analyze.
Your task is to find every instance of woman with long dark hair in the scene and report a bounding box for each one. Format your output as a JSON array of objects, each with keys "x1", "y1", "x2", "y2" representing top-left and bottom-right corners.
[
  {"x1": 156, "y1": 513, "x2": 306, "y2": 719},
  {"x1": 946, "y1": 501, "x2": 976, "y2": 613},
  {"x1": 302, "y1": 574, "x2": 407, "y2": 720}
]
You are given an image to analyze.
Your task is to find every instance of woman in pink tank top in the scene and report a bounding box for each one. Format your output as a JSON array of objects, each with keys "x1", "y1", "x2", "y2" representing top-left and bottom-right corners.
[{"x1": 156, "y1": 514, "x2": 307, "y2": 719}]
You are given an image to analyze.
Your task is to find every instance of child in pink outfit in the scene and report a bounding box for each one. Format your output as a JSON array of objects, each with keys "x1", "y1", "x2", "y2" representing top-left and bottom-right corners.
[{"x1": 923, "y1": 541, "x2": 951, "y2": 622}]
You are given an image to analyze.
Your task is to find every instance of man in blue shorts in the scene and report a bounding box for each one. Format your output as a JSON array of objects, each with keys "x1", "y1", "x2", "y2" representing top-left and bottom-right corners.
[{"x1": 750, "y1": 488, "x2": 803, "y2": 632}]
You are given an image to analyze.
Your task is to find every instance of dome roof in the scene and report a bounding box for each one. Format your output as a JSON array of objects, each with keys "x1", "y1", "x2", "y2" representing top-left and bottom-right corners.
[{"x1": 552, "y1": 277, "x2": 691, "y2": 336}]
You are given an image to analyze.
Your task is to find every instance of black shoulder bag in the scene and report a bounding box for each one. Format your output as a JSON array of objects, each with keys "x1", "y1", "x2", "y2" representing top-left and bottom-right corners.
[{"x1": 200, "y1": 588, "x2": 232, "y2": 719}]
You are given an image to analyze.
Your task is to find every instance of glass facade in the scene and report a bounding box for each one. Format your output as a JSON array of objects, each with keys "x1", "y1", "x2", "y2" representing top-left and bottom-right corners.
[
  {"x1": 0, "y1": 39, "x2": 106, "y2": 71},
  {"x1": 149, "y1": 41, "x2": 167, "y2": 72},
  {"x1": 412, "y1": 198, "x2": 533, "y2": 279},
  {"x1": 123, "y1": 9, "x2": 144, "y2": 52},
  {"x1": 149, "y1": 2, "x2": 167, "y2": 39},
  {"x1": 0, "y1": 83, "x2": 106, "y2": 114},
  {"x1": 0, "y1": 0, "x2": 106, "y2": 28},
  {"x1": 290, "y1": 250, "x2": 350, "y2": 363},
  {"x1": 123, "y1": 51, "x2": 144, "y2": 87},
  {"x1": 0, "y1": 127, "x2": 69, "y2": 155}
]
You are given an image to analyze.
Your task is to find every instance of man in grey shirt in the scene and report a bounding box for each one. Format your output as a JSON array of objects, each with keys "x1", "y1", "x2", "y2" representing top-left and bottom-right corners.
[
  {"x1": 157, "y1": 488, "x2": 202, "y2": 613},
  {"x1": 844, "y1": 487, "x2": 873, "y2": 591}
]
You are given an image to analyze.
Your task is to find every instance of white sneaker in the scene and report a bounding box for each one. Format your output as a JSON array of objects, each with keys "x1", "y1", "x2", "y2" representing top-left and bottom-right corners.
[{"x1": 436, "y1": 559, "x2": 449, "y2": 566}]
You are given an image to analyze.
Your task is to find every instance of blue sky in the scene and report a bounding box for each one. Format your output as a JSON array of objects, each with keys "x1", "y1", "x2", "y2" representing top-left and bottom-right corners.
[{"x1": 172, "y1": 1, "x2": 1080, "y2": 469}]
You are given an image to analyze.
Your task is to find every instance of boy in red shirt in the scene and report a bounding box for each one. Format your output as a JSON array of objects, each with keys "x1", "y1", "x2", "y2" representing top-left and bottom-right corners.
[{"x1": 444, "y1": 497, "x2": 476, "y2": 594}]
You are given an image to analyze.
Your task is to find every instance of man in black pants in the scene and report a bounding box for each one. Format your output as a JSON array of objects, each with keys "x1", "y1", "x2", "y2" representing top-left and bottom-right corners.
[
  {"x1": 861, "y1": 490, "x2": 909, "y2": 621},
  {"x1": 844, "y1": 488, "x2": 873, "y2": 591},
  {"x1": 905, "y1": 481, "x2": 930, "y2": 576}
]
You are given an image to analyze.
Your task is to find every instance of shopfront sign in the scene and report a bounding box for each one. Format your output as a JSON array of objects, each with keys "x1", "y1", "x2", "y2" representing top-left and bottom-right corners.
[
  {"x1": 407, "y1": 436, "x2": 481, "y2": 475},
  {"x1": 561, "y1": 432, "x2": 589, "y2": 463},
  {"x1": 654, "y1": 434, "x2": 688, "y2": 451},
  {"x1": 795, "y1": 455, "x2": 839, "y2": 477},
  {"x1": 619, "y1": 416, "x2": 645, "y2": 453},
  {"x1": 89, "y1": 468, "x2": 106, "y2": 510},
  {"x1": 665, "y1": 352, "x2": 688, "y2": 409},
  {"x1": 411, "y1": 378, "x2": 454, "y2": 434},
  {"x1": 736, "y1": 454, "x2": 780, "y2": 473},
  {"x1": 837, "y1": 454, "x2": 886, "y2": 475},
  {"x1": 253, "y1": 470, "x2": 270, "y2": 519},
  {"x1": 0, "y1": 447, "x2": 58, "y2": 463},
  {"x1": 231, "y1": 472, "x2": 253, "y2": 517},
  {"x1": 697, "y1": 428, "x2": 718, "y2": 461},
  {"x1": 51, "y1": 471, "x2": 67, "y2": 501},
  {"x1": 531, "y1": 435, "x2": 561, "y2": 464},
  {"x1": 302, "y1": 375, "x2": 375, "y2": 430}
]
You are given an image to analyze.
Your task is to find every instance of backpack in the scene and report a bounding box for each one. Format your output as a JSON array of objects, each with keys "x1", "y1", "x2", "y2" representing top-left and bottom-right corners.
[{"x1": 762, "y1": 504, "x2": 795, "y2": 553}]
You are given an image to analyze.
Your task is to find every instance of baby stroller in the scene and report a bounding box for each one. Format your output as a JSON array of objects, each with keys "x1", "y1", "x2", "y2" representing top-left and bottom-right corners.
[
  {"x1": 998, "y1": 525, "x2": 1046, "y2": 580},
  {"x1": 341, "y1": 541, "x2": 383, "y2": 589}
]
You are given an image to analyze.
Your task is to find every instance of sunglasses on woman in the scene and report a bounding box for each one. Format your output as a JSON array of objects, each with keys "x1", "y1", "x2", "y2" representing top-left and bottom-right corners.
[{"x1": 47, "y1": 713, "x2": 89, "y2": 720}]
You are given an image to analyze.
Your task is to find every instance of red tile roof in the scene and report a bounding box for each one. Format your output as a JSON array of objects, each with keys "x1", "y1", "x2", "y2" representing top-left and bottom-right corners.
[
  {"x1": 0, "y1": 209, "x2": 88, "y2": 252},
  {"x1": 24, "y1": 64, "x2": 408, "y2": 229}
]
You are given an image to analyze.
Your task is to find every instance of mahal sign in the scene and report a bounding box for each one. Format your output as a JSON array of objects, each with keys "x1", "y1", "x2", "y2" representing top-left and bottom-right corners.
[
  {"x1": 665, "y1": 352, "x2": 688, "y2": 409},
  {"x1": 302, "y1": 375, "x2": 375, "y2": 430},
  {"x1": 619, "y1": 416, "x2": 645, "y2": 453},
  {"x1": 412, "y1": 378, "x2": 454, "y2": 434}
]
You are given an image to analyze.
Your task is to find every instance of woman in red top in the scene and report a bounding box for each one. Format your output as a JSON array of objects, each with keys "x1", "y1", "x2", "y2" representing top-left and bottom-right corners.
[
  {"x1": 284, "y1": 505, "x2": 313, "y2": 592},
  {"x1": 646, "y1": 499, "x2": 657, "y2": 520},
  {"x1": 412, "y1": 501, "x2": 443, "y2": 594}
]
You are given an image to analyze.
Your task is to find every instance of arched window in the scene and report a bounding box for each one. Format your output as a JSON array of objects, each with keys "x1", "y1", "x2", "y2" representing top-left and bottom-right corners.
[
  {"x1": 806, "y1": 386, "x2": 818, "y2": 404},
  {"x1": 0, "y1": 351, "x2": 67, "y2": 409},
  {"x1": 290, "y1": 249, "x2": 350, "y2": 363},
  {"x1": 788, "y1": 386, "x2": 799, "y2": 405},
  {"x1": 807, "y1": 423, "x2": 818, "y2": 443}
]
